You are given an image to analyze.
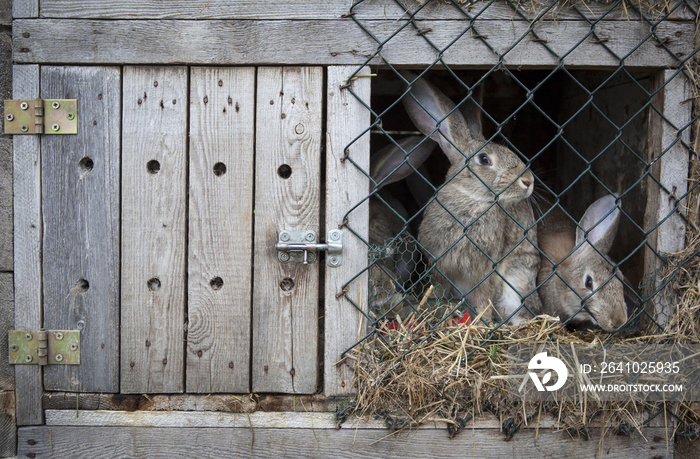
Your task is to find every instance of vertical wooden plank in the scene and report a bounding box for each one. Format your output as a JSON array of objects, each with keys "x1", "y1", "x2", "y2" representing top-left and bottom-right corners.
[
  {"x1": 324, "y1": 67, "x2": 370, "y2": 396},
  {"x1": 41, "y1": 66, "x2": 121, "y2": 392},
  {"x1": 0, "y1": 116, "x2": 12, "y2": 272},
  {"x1": 252, "y1": 67, "x2": 322, "y2": 393},
  {"x1": 0, "y1": 274, "x2": 12, "y2": 389},
  {"x1": 0, "y1": 389, "x2": 15, "y2": 457},
  {"x1": 121, "y1": 66, "x2": 187, "y2": 394},
  {"x1": 12, "y1": 64, "x2": 42, "y2": 425},
  {"x1": 187, "y1": 67, "x2": 255, "y2": 393},
  {"x1": 12, "y1": 0, "x2": 38, "y2": 18},
  {"x1": 1, "y1": 4, "x2": 12, "y2": 271},
  {"x1": 644, "y1": 69, "x2": 691, "y2": 328},
  {"x1": 0, "y1": 274, "x2": 16, "y2": 457}
]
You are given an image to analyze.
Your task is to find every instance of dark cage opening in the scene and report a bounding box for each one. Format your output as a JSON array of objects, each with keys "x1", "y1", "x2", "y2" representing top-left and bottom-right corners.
[{"x1": 335, "y1": 0, "x2": 700, "y2": 442}]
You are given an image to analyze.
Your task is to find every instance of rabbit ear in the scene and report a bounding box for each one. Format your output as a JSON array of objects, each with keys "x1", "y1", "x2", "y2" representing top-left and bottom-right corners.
[
  {"x1": 405, "y1": 164, "x2": 434, "y2": 209},
  {"x1": 575, "y1": 195, "x2": 621, "y2": 255},
  {"x1": 370, "y1": 136, "x2": 436, "y2": 189},
  {"x1": 460, "y1": 83, "x2": 484, "y2": 141},
  {"x1": 401, "y1": 71, "x2": 484, "y2": 165}
]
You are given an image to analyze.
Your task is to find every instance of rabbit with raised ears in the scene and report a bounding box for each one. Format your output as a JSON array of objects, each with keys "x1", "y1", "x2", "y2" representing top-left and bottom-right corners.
[
  {"x1": 368, "y1": 136, "x2": 436, "y2": 316},
  {"x1": 400, "y1": 72, "x2": 542, "y2": 322},
  {"x1": 537, "y1": 195, "x2": 627, "y2": 332}
]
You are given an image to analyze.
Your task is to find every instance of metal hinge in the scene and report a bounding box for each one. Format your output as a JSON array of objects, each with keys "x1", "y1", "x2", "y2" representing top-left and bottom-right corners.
[
  {"x1": 276, "y1": 229, "x2": 343, "y2": 267},
  {"x1": 4, "y1": 99, "x2": 78, "y2": 135},
  {"x1": 8, "y1": 330, "x2": 80, "y2": 365}
]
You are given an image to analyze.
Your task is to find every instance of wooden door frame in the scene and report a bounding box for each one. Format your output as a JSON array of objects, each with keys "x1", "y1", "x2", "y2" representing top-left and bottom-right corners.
[{"x1": 5, "y1": 0, "x2": 696, "y2": 456}]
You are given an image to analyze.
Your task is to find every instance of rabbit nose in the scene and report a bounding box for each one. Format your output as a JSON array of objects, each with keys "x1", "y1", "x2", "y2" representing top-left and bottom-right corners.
[
  {"x1": 614, "y1": 313, "x2": 628, "y2": 329},
  {"x1": 519, "y1": 177, "x2": 532, "y2": 189}
]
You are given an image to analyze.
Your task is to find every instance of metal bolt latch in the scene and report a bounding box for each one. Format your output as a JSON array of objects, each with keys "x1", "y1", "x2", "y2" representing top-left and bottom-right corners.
[{"x1": 276, "y1": 230, "x2": 343, "y2": 267}]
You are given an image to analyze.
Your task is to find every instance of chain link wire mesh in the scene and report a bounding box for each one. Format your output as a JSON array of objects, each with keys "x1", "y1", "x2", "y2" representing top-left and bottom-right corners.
[{"x1": 336, "y1": 0, "x2": 700, "y2": 442}]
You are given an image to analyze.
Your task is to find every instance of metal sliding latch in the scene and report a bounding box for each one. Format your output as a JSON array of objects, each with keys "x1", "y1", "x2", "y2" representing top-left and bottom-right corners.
[
  {"x1": 276, "y1": 229, "x2": 343, "y2": 267},
  {"x1": 8, "y1": 330, "x2": 80, "y2": 365},
  {"x1": 4, "y1": 99, "x2": 78, "y2": 134}
]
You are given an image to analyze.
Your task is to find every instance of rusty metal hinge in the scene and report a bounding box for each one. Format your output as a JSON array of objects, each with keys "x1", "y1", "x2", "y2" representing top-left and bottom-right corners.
[
  {"x1": 8, "y1": 330, "x2": 80, "y2": 365},
  {"x1": 4, "y1": 99, "x2": 77, "y2": 135}
]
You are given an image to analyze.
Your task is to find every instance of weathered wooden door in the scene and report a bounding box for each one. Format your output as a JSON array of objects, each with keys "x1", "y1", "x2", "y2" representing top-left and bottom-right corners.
[{"x1": 15, "y1": 64, "x2": 369, "y2": 420}]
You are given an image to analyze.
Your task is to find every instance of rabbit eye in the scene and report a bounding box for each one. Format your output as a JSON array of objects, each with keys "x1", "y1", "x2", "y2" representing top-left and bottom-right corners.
[
  {"x1": 477, "y1": 153, "x2": 492, "y2": 166},
  {"x1": 585, "y1": 275, "x2": 594, "y2": 291}
]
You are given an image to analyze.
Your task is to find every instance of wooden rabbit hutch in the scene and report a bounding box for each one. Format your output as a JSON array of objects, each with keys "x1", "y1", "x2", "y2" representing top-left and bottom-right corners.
[{"x1": 1, "y1": 0, "x2": 699, "y2": 457}]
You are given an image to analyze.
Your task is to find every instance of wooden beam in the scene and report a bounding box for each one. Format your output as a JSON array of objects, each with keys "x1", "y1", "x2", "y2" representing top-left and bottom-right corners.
[
  {"x1": 12, "y1": 19, "x2": 693, "y2": 69},
  {"x1": 121, "y1": 66, "x2": 188, "y2": 393},
  {"x1": 186, "y1": 67, "x2": 255, "y2": 393},
  {"x1": 0, "y1": 124, "x2": 11, "y2": 272},
  {"x1": 18, "y1": 424, "x2": 674, "y2": 458},
  {"x1": 0, "y1": 274, "x2": 13, "y2": 390},
  {"x1": 0, "y1": 391, "x2": 16, "y2": 457},
  {"x1": 41, "y1": 66, "x2": 121, "y2": 393},
  {"x1": 12, "y1": 64, "x2": 42, "y2": 426},
  {"x1": 252, "y1": 67, "x2": 323, "y2": 394},
  {"x1": 644, "y1": 69, "x2": 692, "y2": 329},
  {"x1": 324, "y1": 66, "x2": 370, "y2": 396},
  {"x1": 12, "y1": 0, "x2": 38, "y2": 18},
  {"x1": 42, "y1": 409, "x2": 670, "y2": 429},
  {"x1": 35, "y1": 0, "x2": 698, "y2": 21},
  {"x1": 0, "y1": 276, "x2": 15, "y2": 456},
  {"x1": 45, "y1": 410, "x2": 390, "y2": 429},
  {"x1": 42, "y1": 392, "x2": 353, "y2": 413}
]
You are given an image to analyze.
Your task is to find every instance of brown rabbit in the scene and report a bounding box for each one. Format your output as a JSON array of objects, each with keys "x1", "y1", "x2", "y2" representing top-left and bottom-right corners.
[
  {"x1": 368, "y1": 136, "x2": 436, "y2": 316},
  {"x1": 537, "y1": 195, "x2": 627, "y2": 332},
  {"x1": 401, "y1": 72, "x2": 542, "y2": 321}
]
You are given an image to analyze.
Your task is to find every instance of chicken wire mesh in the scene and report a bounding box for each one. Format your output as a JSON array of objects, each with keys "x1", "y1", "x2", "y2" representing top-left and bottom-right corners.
[{"x1": 334, "y1": 0, "x2": 700, "y2": 441}]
